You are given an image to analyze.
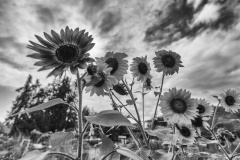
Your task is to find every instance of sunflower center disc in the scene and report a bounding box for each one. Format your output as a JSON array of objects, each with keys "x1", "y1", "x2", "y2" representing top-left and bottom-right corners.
[
  {"x1": 138, "y1": 62, "x2": 148, "y2": 74},
  {"x1": 170, "y1": 98, "x2": 187, "y2": 113},
  {"x1": 225, "y1": 96, "x2": 235, "y2": 106},
  {"x1": 162, "y1": 55, "x2": 176, "y2": 67},
  {"x1": 87, "y1": 64, "x2": 97, "y2": 75},
  {"x1": 94, "y1": 72, "x2": 105, "y2": 87},
  {"x1": 105, "y1": 58, "x2": 119, "y2": 74},
  {"x1": 197, "y1": 105, "x2": 205, "y2": 114},
  {"x1": 56, "y1": 45, "x2": 78, "y2": 63},
  {"x1": 192, "y1": 116, "x2": 203, "y2": 127},
  {"x1": 180, "y1": 127, "x2": 191, "y2": 137}
]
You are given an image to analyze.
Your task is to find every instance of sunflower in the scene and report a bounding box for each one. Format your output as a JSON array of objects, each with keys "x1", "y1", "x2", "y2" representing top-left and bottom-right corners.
[
  {"x1": 27, "y1": 26, "x2": 95, "y2": 77},
  {"x1": 195, "y1": 98, "x2": 213, "y2": 117},
  {"x1": 191, "y1": 116, "x2": 210, "y2": 135},
  {"x1": 96, "y1": 52, "x2": 128, "y2": 81},
  {"x1": 153, "y1": 50, "x2": 183, "y2": 76},
  {"x1": 143, "y1": 78, "x2": 153, "y2": 91},
  {"x1": 176, "y1": 124, "x2": 197, "y2": 144},
  {"x1": 130, "y1": 56, "x2": 153, "y2": 82},
  {"x1": 112, "y1": 83, "x2": 128, "y2": 95},
  {"x1": 219, "y1": 89, "x2": 240, "y2": 113},
  {"x1": 85, "y1": 63, "x2": 118, "y2": 96},
  {"x1": 160, "y1": 88, "x2": 198, "y2": 124}
]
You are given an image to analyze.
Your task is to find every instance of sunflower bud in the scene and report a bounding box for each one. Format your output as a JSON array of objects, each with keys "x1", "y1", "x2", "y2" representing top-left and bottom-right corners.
[{"x1": 113, "y1": 83, "x2": 128, "y2": 95}]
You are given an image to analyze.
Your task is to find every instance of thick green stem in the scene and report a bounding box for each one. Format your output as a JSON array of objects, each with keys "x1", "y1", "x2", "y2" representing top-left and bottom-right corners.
[
  {"x1": 77, "y1": 71, "x2": 83, "y2": 160},
  {"x1": 122, "y1": 79, "x2": 149, "y2": 146},
  {"x1": 171, "y1": 125, "x2": 176, "y2": 160},
  {"x1": 151, "y1": 73, "x2": 165, "y2": 130}
]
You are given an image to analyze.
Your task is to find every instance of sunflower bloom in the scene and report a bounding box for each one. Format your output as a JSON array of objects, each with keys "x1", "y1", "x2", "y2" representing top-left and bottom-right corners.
[
  {"x1": 191, "y1": 116, "x2": 210, "y2": 135},
  {"x1": 96, "y1": 52, "x2": 128, "y2": 81},
  {"x1": 176, "y1": 124, "x2": 197, "y2": 144},
  {"x1": 195, "y1": 98, "x2": 213, "y2": 117},
  {"x1": 130, "y1": 56, "x2": 152, "y2": 82},
  {"x1": 85, "y1": 63, "x2": 118, "y2": 96},
  {"x1": 220, "y1": 89, "x2": 240, "y2": 113},
  {"x1": 153, "y1": 50, "x2": 183, "y2": 76},
  {"x1": 160, "y1": 88, "x2": 198, "y2": 124},
  {"x1": 27, "y1": 26, "x2": 95, "y2": 77}
]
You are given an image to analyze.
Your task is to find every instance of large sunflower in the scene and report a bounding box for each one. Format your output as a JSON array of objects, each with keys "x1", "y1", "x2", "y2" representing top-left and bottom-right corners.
[
  {"x1": 160, "y1": 88, "x2": 198, "y2": 124},
  {"x1": 195, "y1": 98, "x2": 213, "y2": 117},
  {"x1": 175, "y1": 124, "x2": 197, "y2": 144},
  {"x1": 153, "y1": 50, "x2": 183, "y2": 76},
  {"x1": 85, "y1": 63, "x2": 118, "y2": 96},
  {"x1": 27, "y1": 26, "x2": 95, "y2": 77},
  {"x1": 96, "y1": 52, "x2": 128, "y2": 81},
  {"x1": 130, "y1": 56, "x2": 152, "y2": 82},
  {"x1": 219, "y1": 89, "x2": 240, "y2": 113}
]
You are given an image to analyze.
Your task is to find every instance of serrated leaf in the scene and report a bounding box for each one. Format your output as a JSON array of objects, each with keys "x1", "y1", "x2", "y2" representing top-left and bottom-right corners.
[
  {"x1": 116, "y1": 147, "x2": 143, "y2": 160},
  {"x1": 136, "y1": 146, "x2": 150, "y2": 160},
  {"x1": 98, "y1": 131, "x2": 120, "y2": 160},
  {"x1": 10, "y1": 99, "x2": 67, "y2": 117},
  {"x1": 154, "y1": 92, "x2": 160, "y2": 97},
  {"x1": 49, "y1": 132, "x2": 74, "y2": 148},
  {"x1": 126, "y1": 98, "x2": 137, "y2": 105},
  {"x1": 19, "y1": 150, "x2": 50, "y2": 160},
  {"x1": 85, "y1": 110, "x2": 135, "y2": 127}
]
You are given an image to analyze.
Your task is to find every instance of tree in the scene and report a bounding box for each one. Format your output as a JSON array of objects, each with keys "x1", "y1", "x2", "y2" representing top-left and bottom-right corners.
[{"x1": 7, "y1": 75, "x2": 78, "y2": 136}]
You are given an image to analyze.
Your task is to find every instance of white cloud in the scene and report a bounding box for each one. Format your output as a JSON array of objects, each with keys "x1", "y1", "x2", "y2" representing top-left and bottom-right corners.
[{"x1": 193, "y1": 3, "x2": 221, "y2": 25}]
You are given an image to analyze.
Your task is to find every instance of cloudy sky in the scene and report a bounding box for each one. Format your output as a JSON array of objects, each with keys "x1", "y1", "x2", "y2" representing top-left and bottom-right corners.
[{"x1": 0, "y1": 0, "x2": 240, "y2": 122}]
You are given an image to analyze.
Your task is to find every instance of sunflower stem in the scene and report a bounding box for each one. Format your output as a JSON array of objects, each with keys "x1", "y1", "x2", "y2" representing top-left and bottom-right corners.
[
  {"x1": 108, "y1": 91, "x2": 141, "y2": 149},
  {"x1": 77, "y1": 71, "x2": 84, "y2": 160},
  {"x1": 151, "y1": 73, "x2": 165, "y2": 130},
  {"x1": 231, "y1": 142, "x2": 240, "y2": 158},
  {"x1": 110, "y1": 91, "x2": 138, "y2": 123},
  {"x1": 122, "y1": 79, "x2": 149, "y2": 147},
  {"x1": 211, "y1": 101, "x2": 220, "y2": 130},
  {"x1": 171, "y1": 125, "x2": 176, "y2": 160},
  {"x1": 208, "y1": 127, "x2": 231, "y2": 160},
  {"x1": 142, "y1": 84, "x2": 145, "y2": 128}
]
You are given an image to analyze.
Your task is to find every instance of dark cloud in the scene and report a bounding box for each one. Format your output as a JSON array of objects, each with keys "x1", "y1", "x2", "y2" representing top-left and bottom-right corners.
[
  {"x1": 35, "y1": 5, "x2": 55, "y2": 25},
  {"x1": 0, "y1": 37, "x2": 26, "y2": 69},
  {"x1": 99, "y1": 11, "x2": 121, "y2": 34},
  {"x1": 144, "y1": 0, "x2": 239, "y2": 46}
]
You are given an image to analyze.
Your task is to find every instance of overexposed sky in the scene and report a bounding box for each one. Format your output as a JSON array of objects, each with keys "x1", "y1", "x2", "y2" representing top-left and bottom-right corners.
[{"x1": 0, "y1": 0, "x2": 240, "y2": 122}]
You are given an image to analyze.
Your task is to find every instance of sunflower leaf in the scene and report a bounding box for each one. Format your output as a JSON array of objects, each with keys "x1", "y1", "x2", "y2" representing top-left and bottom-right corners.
[
  {"x1": 18, "y1": 150, "x2": 50, "y2": 160},
  {"x1": 150, "y1": 151, "x2": 173, "y2": 160},
  {"x1": 49, "y1": 132, "x2": 75, "y2": 148},
  {"x1": 10, "y1": 99, "x2": 67, "y2": 117},
  {"x1": 99, "y1": 131, "x2": 120, "y2": 160},
  {"x1": 126, "y1": 98, "x2": 137, "y2": 105},
  {"x1": 85, "y1": 110, "x2": 135, "y2": 127},
  {"x1": 116, "y1": 147, "x2": 143, "y2": 160},
  {"x1": 136, "y1": 146, "x2": 151, "y2": 160}
]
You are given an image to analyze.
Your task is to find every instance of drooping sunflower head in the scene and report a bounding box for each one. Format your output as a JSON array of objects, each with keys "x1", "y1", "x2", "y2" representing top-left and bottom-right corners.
[
  {"x1": 143, "y1": 78, "x2": 153, "y2": 91},
  {"x1": 96, "y1": 52, "x2": 128, "y2": 81},
  {"x1": 219, "y1": 89, "x2": 240, "y2": 113},
  {"x1": 160, "y1": 88, "x2": 198, "y2": 124},
  {"x1": 176, "y1": 124, "x2": 197, "y2": 144},
  {"x1": 27, "y1": 26, "x2": 95, "y2": 77},
  {"x1": 85, "y1": 63, "x2": 118, "y2": 96},
  {"x1": 112, "y1": 83, "x2": 128, "y2": 95},
  {"x1": 195, "y1": 98, "x2": 213, "y2": 117},
  {"x1": 153, "y1": 50, "x2": 183, "y2": 76},
  {"x1": 130, "y1": 56, "x2": 153, "y2": 82}
]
